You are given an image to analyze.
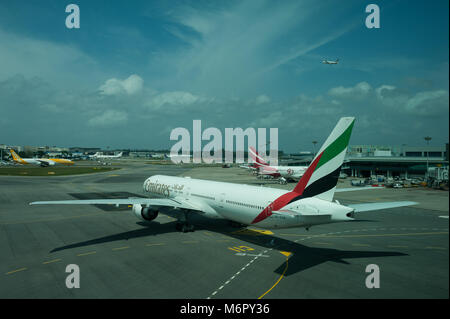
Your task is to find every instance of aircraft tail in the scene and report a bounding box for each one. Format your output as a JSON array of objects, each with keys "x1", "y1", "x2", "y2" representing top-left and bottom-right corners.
[
  {"x1": 248, "y1": 147, "x2": 269, "y2": 167},
  {"x1": 9, "y1": 149, "x2": 25, "y2": 163},
  {"x1": 292, "y1": 117, "x2": 355, "y2": 201}
]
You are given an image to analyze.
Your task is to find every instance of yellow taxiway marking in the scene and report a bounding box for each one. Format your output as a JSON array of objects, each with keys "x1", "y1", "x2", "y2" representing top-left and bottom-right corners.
[
  {"x1": 281, "y1": 232, "x2": 449, "y2": 239},
  {"x1": 387, "y1": 245, "x2": 409, "y2": 248},
  {"x1": 43, "y1": 259, "x2": 61, "y2": 264},
  {"x1": 312, "y1": 242, "x2": 332, "y2": 245},
  {"x1": 279, "y1": 251, "x2": 292, "y2": 257},
  {"x1": 145, "y1": 243, "x2": 165, "y2": 247},
  {"x1": 228, "y1": 246, "x2": 255, "y2": 253},
  {"x1": 203, "y1": 231, "x2": 214, "y2": 236},
  {"x1": 258, "y1": 253, "x2": 290, "y2": 299},
  {"x1": 279, "y1": 233, "x2": 319, "y2": 237},
  {"x1": 6, "y1": 267, "x2": 27, "y2": 275},
  {"x1": 108, "y1": 174, "x2": 120, "y2": 177},
  {"x1": 232, "y1": 228, "x2": 274, "y2": 236},
  {"x1": 425, "y1": 246, "x2": 447, "y2": 250},
  {"x1": 322, "y1": 232, "x2": 449, "y2": 238},
  {"x1": 112, "y1": 246, "x2": 129, "y2": 251},
  {"x1": 77, "y1": 251, "x2": 96, "y2": 256},
  {"x1": 352, "y1": 243, "x2": 371, "y2": 247},
  {"x1": 182, "y1": 241, "x2": 199, "y2": 244}
]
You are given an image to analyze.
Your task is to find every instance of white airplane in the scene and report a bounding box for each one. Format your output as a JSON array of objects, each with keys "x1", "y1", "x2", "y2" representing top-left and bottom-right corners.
[
  {"x1": 10, "y1": 149, "x2": 74, "y2": 167},
  {"x1": 30, "y1": 117, "x2": 417, "y2": 233},
  {"x1": 164, "y1": 153, "x2": 192, "y2": 159},
  {"x1": 322, "y1": 58, "x2": 339, "y2": 65},
  {"x1": 249, "y1": 147, "x2": 307, "y2": 184},
  {"x1": 90, "y1": 152, "x2": 123, "y2": 159}
]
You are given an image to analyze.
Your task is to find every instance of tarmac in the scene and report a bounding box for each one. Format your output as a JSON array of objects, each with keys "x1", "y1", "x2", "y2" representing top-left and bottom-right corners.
[{"x1": 0, "y1": 160, "x2": 448, "y2": 298}]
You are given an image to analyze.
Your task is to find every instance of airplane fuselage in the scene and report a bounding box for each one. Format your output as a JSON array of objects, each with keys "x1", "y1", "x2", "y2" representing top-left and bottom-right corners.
[
  {"x1": 261, "y1": 165, "x2": 307, "y2": 179},
  {"x1": 142, "y1": 175, "x2": 353, "y2": 229}
]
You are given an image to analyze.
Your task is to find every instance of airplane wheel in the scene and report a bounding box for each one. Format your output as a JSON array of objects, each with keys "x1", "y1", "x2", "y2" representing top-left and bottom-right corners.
[
  {"x1": 181, "y1": 224, "x2": 189, "y2": 233},
  {"x1": 175, "y1": 222, "x2": 182, "y2": 231},
  {"x1": 188, "y1": 224, "x2": 195, "y2": 232}
]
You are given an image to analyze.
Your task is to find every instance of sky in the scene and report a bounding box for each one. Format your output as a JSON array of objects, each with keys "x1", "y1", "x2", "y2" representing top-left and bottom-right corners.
[{"x1": 0, "y1": 0, "x2": 448, "y2": 153}]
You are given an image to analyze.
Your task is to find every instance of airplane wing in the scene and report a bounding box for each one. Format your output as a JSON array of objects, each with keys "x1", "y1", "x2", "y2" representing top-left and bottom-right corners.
[
  {"x1": 347, "y1": 201, "x2": 417, "y2": 212},
  {"x1": 29, "y1": 197, "x2": 202, "y2": 212}
]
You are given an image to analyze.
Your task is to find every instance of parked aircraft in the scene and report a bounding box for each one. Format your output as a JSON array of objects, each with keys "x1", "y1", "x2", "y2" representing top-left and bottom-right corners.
[
  {"x1": 249, "y1": 147, "x2": 307, "y2": 183},
  {"x1": 90, "y1": 152, "x2": 123, "y2": 159},
  {"x1": 10, "y1": 149, "x2": 74, "y2": 167},
  {"x1": 30, "y1": 117, "x2": 416, "y2": 233}
]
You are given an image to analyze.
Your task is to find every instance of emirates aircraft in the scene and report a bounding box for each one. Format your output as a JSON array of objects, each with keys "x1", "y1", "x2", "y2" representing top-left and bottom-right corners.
[
  {"x1": 10, "y1": 149, "x2": 74, "y2": 167},
  {"x1": 249, "y1": 147, "x2": 307, "y2": 184},
  {"x1": 30, "y1": 117, "x2": 416, "y2": 232}
]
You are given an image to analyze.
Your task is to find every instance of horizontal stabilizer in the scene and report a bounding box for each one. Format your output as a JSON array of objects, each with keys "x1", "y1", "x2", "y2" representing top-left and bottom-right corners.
[{"x1": 348, "y1": 201, "x2": 418, "y2": 212}]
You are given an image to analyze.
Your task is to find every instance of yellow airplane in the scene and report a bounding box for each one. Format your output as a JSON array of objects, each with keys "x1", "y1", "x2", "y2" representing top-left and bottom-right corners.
[{"x1": 10, "y1": 149, "x2": 74, "y2": 167}]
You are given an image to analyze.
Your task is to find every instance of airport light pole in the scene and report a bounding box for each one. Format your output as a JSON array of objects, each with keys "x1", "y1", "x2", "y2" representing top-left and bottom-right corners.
[
  {"x1": 424, "y1": 136, "x2": 431, "y2": 180},
  {"x1": 312, "y1": 141, "x2": 317, "y2": 157}
]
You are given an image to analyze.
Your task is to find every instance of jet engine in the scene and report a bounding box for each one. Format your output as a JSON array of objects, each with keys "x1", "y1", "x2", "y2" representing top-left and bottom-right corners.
[{"x1": 132, "y1": 204, "x2": 159, "y2": 221}]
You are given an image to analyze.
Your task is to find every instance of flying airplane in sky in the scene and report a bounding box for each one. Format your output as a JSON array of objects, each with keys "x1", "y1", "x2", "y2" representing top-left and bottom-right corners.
[
  {"x1": 90, "y1": 152, "x2": 123, "y2": 159},
  {"x1": 322, "y1": 58, "x2": 339, "y2": 64},
  {"x1": 10, "y1": 149, "x2": 74, "y2": 167},
  {"x1": 249, "y1": 147, "x2": 307, "y2": 183},
  {"x1": 30, "y1": 117, "x2": 417, "y2": 233}
]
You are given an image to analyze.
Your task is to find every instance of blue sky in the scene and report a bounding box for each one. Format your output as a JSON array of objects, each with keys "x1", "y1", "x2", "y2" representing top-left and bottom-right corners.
[{"x1": 0, "y1": 0, "x2": 448, "y2": 152}]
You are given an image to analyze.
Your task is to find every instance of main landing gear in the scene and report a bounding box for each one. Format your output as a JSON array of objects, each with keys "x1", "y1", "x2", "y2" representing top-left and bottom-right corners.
[
  {"x1": 175, "y1": 222, "x2": 195, "y2": 233},
  {"x1": 175, "y1": 210, "x2": 195, "y2": 233}
]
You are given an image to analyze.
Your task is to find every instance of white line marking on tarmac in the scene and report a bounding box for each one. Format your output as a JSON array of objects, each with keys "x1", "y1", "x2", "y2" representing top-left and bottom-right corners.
[
  {"x1": 439, "y1": 216, "x2": 449, "y2": 219},
  {"x1": 207, "y1": 254, "x2": 261, "y2": 299}
]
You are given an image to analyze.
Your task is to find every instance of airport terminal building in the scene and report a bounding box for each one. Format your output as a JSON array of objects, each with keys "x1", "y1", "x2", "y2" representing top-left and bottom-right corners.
[
  {"x1": 343, "y1": 144, "x2": 449, "y2": 178},
  {"x1": 281, "y1": 144, "x2": 449, "y2": 179}
]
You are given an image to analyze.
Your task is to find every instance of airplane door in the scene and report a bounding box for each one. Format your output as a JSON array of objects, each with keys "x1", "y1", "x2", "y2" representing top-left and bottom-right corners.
[{"x1": 218, "y1": 193, "x2": 226, "y2": 208}]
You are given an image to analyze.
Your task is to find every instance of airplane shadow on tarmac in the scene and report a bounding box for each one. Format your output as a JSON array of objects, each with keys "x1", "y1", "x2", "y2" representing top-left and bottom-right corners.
[{"x1": 50, "y1": 210, "x2": 406, "y2": 277}]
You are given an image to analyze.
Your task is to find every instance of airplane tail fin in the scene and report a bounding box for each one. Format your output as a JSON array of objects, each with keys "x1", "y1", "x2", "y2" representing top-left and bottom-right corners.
[
  {"x1": 10, "y1": 149, "x2": 24, "y2": 163},
  {"x1": 248, "y1": 146, "x2": 269, "y2": 167},
  {"x1": 292, "y1": 117, "x2": 355, "y2": 201}
]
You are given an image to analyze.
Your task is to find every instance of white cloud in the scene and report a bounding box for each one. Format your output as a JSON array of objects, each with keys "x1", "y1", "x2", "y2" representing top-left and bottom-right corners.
[
  {"x1": 146, "y1": 91, "x2": 203, "y2": 109},
  {"x1": 404, "y1": 90, "x2": 449, "y2": 116},
  {"x1": 255, "y1": 94, "x2": 271, "y2": 104},
  {"x1": 99, "y1": 74, "x2": 143, "y2": 96},
  {"x1": 0, "y1": 28, "x2": 98, "y2": 87},
  {"x1": 328, "y1": 81, "x2": 372, "y2": 97},
  {"x1": 375, "y1": 85, "x2": 396, "y2": 99},
  {"x1": 88, "y1": 110, "x2": 128, "y2": 126}
]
